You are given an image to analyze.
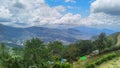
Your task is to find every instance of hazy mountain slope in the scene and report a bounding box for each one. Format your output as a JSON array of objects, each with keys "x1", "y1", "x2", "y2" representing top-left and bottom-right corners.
[
  {"x1": 0, "y1": 24, "x2": 115, "y2": 45},
  {"x1": 73, "y1": 26, "x2": 115, "y2": 35},
  {"x1": 0, "y1": 24, "x2": 86, "y2": 44}
]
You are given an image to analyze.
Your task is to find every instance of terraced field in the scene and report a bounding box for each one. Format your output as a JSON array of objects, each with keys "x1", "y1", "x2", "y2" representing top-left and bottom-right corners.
[
  {"x1": 73, "y1": 50, "x2": 120, "y2": 68},
  {"x1": 99, "y1": 56, "x2": 120, "y2": 68}
]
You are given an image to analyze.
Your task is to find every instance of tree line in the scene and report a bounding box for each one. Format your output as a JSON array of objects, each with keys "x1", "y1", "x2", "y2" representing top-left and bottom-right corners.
[{"x1": 0, "y1": 32, "x2": 114, "y2": 68}]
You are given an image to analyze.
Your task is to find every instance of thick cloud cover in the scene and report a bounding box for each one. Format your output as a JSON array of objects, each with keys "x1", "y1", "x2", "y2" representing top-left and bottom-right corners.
[
  {"x1": 0, "y1": 0, "x2": 64, "y2": 27},
  {"x1": 89, "y1": 0, "x2": 120, "y2": 29},
  {"x1": 0, "y1": 6, "x2": 12, "y2": 18},
  {"x1": 91, "y1": 0, "x2": 120, "y2": 15},
  {"x1": 0, "y1": 0, "x2": 120, "y2": 29}
]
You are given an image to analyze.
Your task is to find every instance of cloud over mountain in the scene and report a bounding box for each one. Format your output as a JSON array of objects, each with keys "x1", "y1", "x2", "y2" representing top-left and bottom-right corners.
[{"x1": 0, "y1": 0, "x2": 120, "y2": 29}]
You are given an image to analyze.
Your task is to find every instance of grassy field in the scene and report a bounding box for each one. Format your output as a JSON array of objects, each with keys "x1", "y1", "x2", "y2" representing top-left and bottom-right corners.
[
  {"x1": 99, "y1": 56, "x2": 120, "y2": 68},
  {"x1": 73, "y1": 50, "x2": 120, "y2": 68},
  {"x1": 73, "y1": 55, "x2": 103, "y2": 68}
]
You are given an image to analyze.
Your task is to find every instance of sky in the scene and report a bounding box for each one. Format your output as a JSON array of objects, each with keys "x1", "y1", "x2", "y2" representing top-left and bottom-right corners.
[{"x1": 0, "y1": 0, "x2": 120, "y2": 29}]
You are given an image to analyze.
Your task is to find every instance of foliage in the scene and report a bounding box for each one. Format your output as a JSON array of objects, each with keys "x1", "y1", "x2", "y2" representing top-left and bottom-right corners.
[
  {"x1": 93, "y1": 32, "x2": 114, "y2": 51},
  {"x1": 23, "y1": 38, "x2": 50, "y2": 68},
  {"x1": 62, "y1": 44, "x2": 78, "y2": 62},
  {"x1": 53, "y1": 62, "x2": 71, "y2": 68},
  {"x1": 0, "y1": 32, "x2": 116, "y2": 68},
  {"x1": 75, "y1": 40, "x2": 94, "y2": 56},
  {"x1": 48, "y1": 41, "x2": 65, "y2": 61},
  {"x1": 86, "y1": 52, "x2": 118, "y2": 68}
]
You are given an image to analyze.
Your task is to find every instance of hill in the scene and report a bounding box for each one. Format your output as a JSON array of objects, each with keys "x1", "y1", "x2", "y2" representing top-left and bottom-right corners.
[
  {"x1": 73, "y1": 47, "x2": 120, "y2": 68},
  {"x1": 0, "y1": 24, "x2": 115, "y2": 45},
  {"x1": 99, "y1": 56, "x2": 120, "y2": 68}
]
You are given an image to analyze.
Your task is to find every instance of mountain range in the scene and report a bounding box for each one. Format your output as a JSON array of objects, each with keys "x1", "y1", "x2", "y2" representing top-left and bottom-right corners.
[{"x1": 0, "y1": 24, "x2": 116, "y2": 45}]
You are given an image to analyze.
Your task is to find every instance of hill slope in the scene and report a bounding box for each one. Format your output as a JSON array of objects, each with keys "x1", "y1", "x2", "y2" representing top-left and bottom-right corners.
[
  {"x1": 0, "y1": 24, "x2": 115, "y2": 45},
  {"x1": 99, "y1": 56, "x2": 120, "y2": 68},
  {"x1": 0, "y1": 24, "x2": 91, "y2": 45},
  {"x1": 109, "y1": 32, "x2": 120, "y2": 45}
]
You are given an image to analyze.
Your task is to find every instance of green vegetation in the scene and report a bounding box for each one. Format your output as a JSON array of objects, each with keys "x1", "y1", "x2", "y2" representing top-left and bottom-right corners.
[
  {"x1": 0, "y1": 32, "x2": 119, "y2": 68},
  {"x1": 86, "y1": 52, "x2": 119, "y2": 68},
  {"x1": 53, "y1": 62, "x2": 72, "y2": 68},
  {"x1": 99, "y1": 55, "x2": 120, "y2": 68}
]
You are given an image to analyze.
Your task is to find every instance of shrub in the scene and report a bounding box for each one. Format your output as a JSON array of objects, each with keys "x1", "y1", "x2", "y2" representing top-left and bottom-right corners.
[
  {"x1": 61, "y1": 63, "x2": 71, "y2": 68},
  {"x1": 52, "y1": 63, "x2": 71, "y2": 68},
  {"x1": 86, "y1": 63, "x2": 95, "y2": 68},
  {"x1": 53, "y1": 63, "x2": 61, "y2": 68}
]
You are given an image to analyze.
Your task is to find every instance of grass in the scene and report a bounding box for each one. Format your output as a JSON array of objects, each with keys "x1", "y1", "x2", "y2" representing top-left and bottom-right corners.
[
  {"x1": 0, "y1": 60, "x2": 4, "y2": 68},
  {"x1": 99, "y1": 56, "x2": 120, "y2": 68},
  {"x1": 73, "y1": 50, "x2": 120, "y2": 68}
]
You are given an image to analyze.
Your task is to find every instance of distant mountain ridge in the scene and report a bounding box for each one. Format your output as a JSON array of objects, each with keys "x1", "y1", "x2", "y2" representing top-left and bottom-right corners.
[
  {"x1": 73, "y1": 26, "x2": 115, "y2": 35},
  {"x1": 0, "y1": 24, "x2": 115, "y2": 45}
]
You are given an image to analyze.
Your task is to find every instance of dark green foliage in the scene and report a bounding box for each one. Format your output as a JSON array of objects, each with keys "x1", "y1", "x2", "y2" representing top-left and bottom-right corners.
[
  {"x1": 3, "y1": 56, "x2": 23, "y2": 68},
  {"x1": 48, "y1": 41, "x2": 65, "y2": 61},
  {"x1": 23, "y1": 38, "x2": 50, "y2": 68},
  {"x1": 0, "y1": 38, "x2": 51, "y2": 68},
  {"x1": 86, "y1": 63, "x2": 95, "y2": 68},
  {"x1": 53, "y1": 63, "x2": 61, "y2": 68},
  {"x1": 62, "y1": 44, "x2": 78, "y2": 62},
  {"x1": 0, "y1": 43, "x2": 10, "y2": 59},
  {"x1": 53, "y1": 63, "x2": 71, "y2": 68},
  {"x1": 60, "y1": 63, "x2": 71, "y2": 68},
  {"x1": 93, "y1": 32, "x2": 114, "y2": 51},
  {"x1": 0, "y1": 32, "x2": 116, "y2": 68},
  {"x1": 75, "y1": 40, "x2": 94, "y2": 56},
  {"x1": 100, "y1": 46, "x2": 120, "y2": 54}
]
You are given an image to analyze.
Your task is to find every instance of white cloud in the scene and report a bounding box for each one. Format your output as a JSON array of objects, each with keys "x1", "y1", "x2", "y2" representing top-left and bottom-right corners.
[
  {"x1": 0, "y1": 6, "x2": 12, "y2": 18},
  {"x1": 0, "y1": 0, "x2": 66, "y2": 27},
  {"x1": 80, "y1": 13, "x2": 120, "y2": 28},
  {"x1": 91, "y1": 0, "x2": 120, "y2": 15},
  {"x1": 53, "y1": 13, "x2": 81, "y2": 25},
  {"x1": 88, "y1": 0, "x2": 120, "y2": 29},
  {"x1": 54, "y1": 6, "x2": 66, "y2": 12},
  {"x1": 0, "y1": 0, "x2": 120, "y2": 29},
  {"x1": 65, "y1": 0, "x2": 76, "y2": 3}
]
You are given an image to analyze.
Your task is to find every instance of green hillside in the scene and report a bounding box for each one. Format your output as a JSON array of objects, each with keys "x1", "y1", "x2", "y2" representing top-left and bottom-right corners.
[
  {"x1": 109, "y1": 32, "x2": 120, "y2": 46},
  {"x1": 0, "y1": 32, "x2": 120, "y2": 68},
  {"x1": 99, "y1": 56, "x2": 120, "y2": 68},
  {"x1": 73, "y1": 32, "x2": 120, "y2": 68},
  {"x1": 73, "y1": 50, "x2": 120, "y2": 68}
]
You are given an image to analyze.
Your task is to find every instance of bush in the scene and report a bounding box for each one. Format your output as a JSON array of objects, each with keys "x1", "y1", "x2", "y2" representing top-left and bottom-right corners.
[
  {"x1": 61, "y1": 63, "x2": 71, "y2": 68},
  {"x1": 86, "y1": 63, "x2": 95, "y2": 68},
  {"x1": 52, "y1": 63, "x2": 71, "y2": 68},
  {"x1": 100, "y1": 46, "x2": 120, "y2": 54},
  {"x1": 53, "y1": 63, "x2": 61, "y2": 68}
]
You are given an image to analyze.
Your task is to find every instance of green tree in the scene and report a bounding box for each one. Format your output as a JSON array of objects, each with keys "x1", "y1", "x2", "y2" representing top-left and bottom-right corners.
[
  {"x1": 0, "y1": 43, "x2": 10, "y2": 59},
  {"x1": 63, "y1": 44, "x2": 78, "y2": 62},
  {"x1": 3, "y1": 55, "x2": 23, "y2": 68},
  {"x1": 48, "y1": 41, "x2": 65, "y2": 61},
  {"x1": 23, "y1": 38, "x2": 49, "y2": 68},
  {"x1": 94, "y1": 32, "x2": 114, "y2": 51},
  {"x1": 75, "y1": 40, "x2": 94, "y2": 56}
]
